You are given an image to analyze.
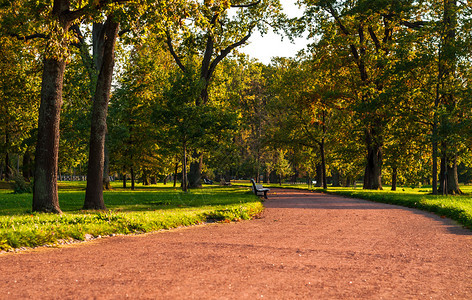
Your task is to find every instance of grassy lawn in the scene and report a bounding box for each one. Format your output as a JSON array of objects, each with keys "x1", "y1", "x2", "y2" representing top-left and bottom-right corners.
[
  {"x1": 316, "y1": 185, "x2": 472, "y2": 230},
  {"x1": 246, "y1": 181, "x2": 472, "y2": 230},
  {"x1": 0, "y1": 181, "x2": 263, "y2": 251}
]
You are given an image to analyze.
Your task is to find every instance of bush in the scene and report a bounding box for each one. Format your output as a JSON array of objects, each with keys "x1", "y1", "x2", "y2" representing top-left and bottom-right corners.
[{"x1": 11, "y1": 173, "x2": 32, "y2": 194}]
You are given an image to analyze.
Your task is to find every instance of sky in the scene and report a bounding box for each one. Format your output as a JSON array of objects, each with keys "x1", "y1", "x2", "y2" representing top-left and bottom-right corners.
[{"x1": 240, "y1": 1, "x2": 309, "y2": 64}]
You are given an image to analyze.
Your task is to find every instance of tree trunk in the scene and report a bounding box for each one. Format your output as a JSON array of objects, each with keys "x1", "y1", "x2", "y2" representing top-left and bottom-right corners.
[
  {"x1": 130, "y1": 167, "x2": 135, "y2": 190},
  {"x1": 103, "y1": 143, "x2": 111, "y2": 190},
  {"x1": 122, "y1": 174, "x2": 127, "y2": 188},
  {"x1": 33, "y1": 57, "x2": 65, "y2": 214},
  {"x1": 331, "y1": 169, "x2": 341, "y2": 187},
  {"x1": 441, "y1": 154, "x2": 462, "y2": 195},
  {"x1": 363, "y1": 129, "x2": 383, "y2": 190},
  {"x1": 446, "y1": 157, "x2": 462, "y2": 194},
  {"x1": 344, "y1": 177, "x2": 352, "y2": 187},
  {"x1": 84, "y1": 17, "x2": 119, "y2": 210},
  {"x1": 188, "y1": 151, "x2": 202, "y2": 188},
  {"x1": 22, "y1": 151, "x2": 33, "y2": 181},
  {"x1": 142, "y1": 168, "x2": 149, "y2": 185},
  {"x1": 391, "y1": 166, "x2": 397, "y2": 191},
  {"x1": 4, "y1": 151, "x2": 12, "y2": 181},
  {"x1": 320, "y1": 139, "x2": 327, "y2": 189},
  {"x1": 151, "y1": 176, "x2": 157, "y2": 185},
  {"x1": 315, "y1": 164, "x2": 323, "y2": 187},
  {"x1": 173, "y1": 161, "x2": 178, "y2": 187},
  {"x1": 182, "y1": 143, "x2": 188, "y2": 192},
  {"x1": 4, "y1": 130, "x2": 12, "y2": 180}
]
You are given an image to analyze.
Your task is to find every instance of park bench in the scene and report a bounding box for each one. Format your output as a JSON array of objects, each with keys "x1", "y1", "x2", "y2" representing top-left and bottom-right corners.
[{"x1": 250, "y1": 179, "x2": 270, "y2": 199}]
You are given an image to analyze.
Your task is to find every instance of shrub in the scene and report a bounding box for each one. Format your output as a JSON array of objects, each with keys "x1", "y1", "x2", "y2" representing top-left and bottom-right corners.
[{"x1": 11, "y1": 173, "x2": 32, "y2": 194}]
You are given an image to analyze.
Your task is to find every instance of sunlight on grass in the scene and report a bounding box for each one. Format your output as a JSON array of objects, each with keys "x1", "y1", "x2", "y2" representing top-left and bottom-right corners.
[{"x1": 0, "y1": 181, "x2": 263, "y2": 251}]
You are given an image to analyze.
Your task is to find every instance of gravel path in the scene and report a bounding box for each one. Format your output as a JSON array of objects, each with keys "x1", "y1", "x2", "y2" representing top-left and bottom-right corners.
[{"x1": 1, "y1": 188, "x2": 471, "y2": 299}]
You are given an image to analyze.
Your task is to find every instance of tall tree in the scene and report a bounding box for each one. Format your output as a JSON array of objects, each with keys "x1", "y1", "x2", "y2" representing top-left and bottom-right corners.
[
  {"x1": 83, "y1": 15, "x2": 119, "y2": 210},
  {"x1": 161, "y1": 0, "x2": 282, "y2": 188}
]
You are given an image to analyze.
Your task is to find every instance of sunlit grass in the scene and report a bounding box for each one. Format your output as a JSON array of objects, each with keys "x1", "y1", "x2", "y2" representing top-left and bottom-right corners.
[
  {"x1": 0, "y1": 181, "x2": 263, "y2": 251},
  {"x1": 272, "y1": 182, "x2": 472, "y2": 230}
]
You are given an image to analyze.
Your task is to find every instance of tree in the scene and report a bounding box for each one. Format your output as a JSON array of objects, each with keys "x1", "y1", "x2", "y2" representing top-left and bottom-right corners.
[
  {"x1": 159, "y1": 0, "x2": 282, "y2": 188},
  {"x1": 83, "y1": 16, "x2": 120, "y2": 210},
  {"x1": 0, "y1": 0, "x2": 127, "y2": 212}
]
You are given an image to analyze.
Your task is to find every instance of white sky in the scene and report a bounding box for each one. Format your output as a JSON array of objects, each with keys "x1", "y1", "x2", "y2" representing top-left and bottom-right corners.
[{"x1": 240, "y1": 1, "x2": 309, "y2": 64}]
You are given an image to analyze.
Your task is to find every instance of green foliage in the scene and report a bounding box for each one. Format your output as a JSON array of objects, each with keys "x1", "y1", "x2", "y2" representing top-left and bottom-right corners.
[
  {"x1": 11, "y1": 173, "x2": 32, "y2": 194},
  {"x1": 0, "y1": 182, "x2": 263, "y2": 251}
]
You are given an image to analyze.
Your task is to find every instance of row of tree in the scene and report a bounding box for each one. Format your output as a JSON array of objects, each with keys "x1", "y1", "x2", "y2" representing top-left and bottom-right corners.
[{"x1": 1, "y1": 0, "x2": 472, "y2": 214}]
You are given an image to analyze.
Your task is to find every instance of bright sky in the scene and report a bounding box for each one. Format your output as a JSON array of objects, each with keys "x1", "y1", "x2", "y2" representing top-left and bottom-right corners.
[{"x1": 240, "y1": 1, "x2": 309, "y2": 64}]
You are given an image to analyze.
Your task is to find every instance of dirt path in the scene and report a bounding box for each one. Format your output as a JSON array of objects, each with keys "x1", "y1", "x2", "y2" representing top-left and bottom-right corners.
[{"x1": 1, "y1": 189, "x2": 471, "y2": 299}]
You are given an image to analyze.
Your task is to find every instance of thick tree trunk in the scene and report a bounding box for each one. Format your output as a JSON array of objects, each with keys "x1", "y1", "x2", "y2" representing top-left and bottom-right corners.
[
  {"x1": 84, "y1": 17, "x2": 119, "y2": 210},
  {"x1": 188, "y1": 151, "x2": 202, "y2": 189},
  {"x1": 440, "y1": 153, "x2": 462, "y2": 195},
  {"x1": 446, "y1": 156, "x2": 462, "y2": 195},
  {"x1": 391, "y1": 166, "x2": 397, "y2": 191},
  {"x1": 363, "y1": 129, "x2": 383, "y2": 190},
  {"x1": 331, "y1": 169, "x2": 341, "y2": 187},
  {"x1": 33, "y1": 58, "x2": 65, "y2": 213},
  {"x1": 122, "y1": 174, "x2": 127, "y2": 188}
]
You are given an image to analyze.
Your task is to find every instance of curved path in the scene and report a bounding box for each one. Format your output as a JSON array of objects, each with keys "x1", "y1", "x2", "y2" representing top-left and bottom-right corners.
[{"x1": 1, "y1": 189, "x2": 471, "y2": 299}]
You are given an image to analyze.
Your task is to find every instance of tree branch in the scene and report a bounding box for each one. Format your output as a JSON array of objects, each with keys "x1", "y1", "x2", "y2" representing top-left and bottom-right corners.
[
  {"x1": 165, "y1": 31, "x2": 186, "y2": 72},
  {"x1": 367, "y1": 26, "x2": 381, "y2": 53},
  {"x1": 208, "y1": 30, "x2": 253, "y2": 79},
  {"x1": 400, "y1": 20, "x2": 426, "y2": 29},
  {"x1": 9, "y1": 33, "x2": 47, "y2": 41},
  {"x1": 231, "y1": 0, "x2": 261, "y2": 8}
]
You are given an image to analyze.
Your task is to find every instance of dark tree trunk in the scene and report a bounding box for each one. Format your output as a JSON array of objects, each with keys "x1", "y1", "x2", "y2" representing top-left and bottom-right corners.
[
  {"x1": 22, "y1": 151, "x2": 33, "y2": 181},
  {"x1": 173, "y1": 161, "x2": 179, "y2": 188},
  {"x1": 32, "y1": 0, "x2": 91, "y2": 213},
  {"x1": 320, "y1": 139, "x2": 327, "y2": 189},
  {"x1": 4, "y1": 151, "x2": 12, "y2": 181},
  {"x1": 84, "y1": 17, "x2": 119, "y2": 210},
  {"x1": 391, "y1": 166, "x2": 397, "y2": 191},
  {"x1": 142, "y1": 168, "x2": 149, "y2": 186},
  {"x1": 130, "y1": 167, "x2": 135, "y2": 190},
  {"x1": 446, "y1": 156, "x2": 462, "y2": 194},
  {"x1": 151, "y1": 176, "x2": 157, "y2": 185},
  {"x1": 441, "y1": 154, "x2": 462, "y2": 195},
  {"x1": 439, "y1": 144, "x2": 448, "y2": 195},
  {"x1": 182, "y1": 143, "x2": 188, "y2": 192},
  {"x1": 363, "y1": 129, "x2": 383, "y2": 190},
  {"x1": 188, "y1": 151, "x2": 202, "y2": 189},
  {"x1": 331, "y1": 169, "x2": 341, "y2": 187},
  {"x1": 33, "y1": 57, "x2": 65, "y2": 213},
  {"x1": 344, "y1": 177, "x2": 352, "y2": 187},
  {"x1": 4, "y1": 130, "x2": 12, "y2": 180},
  {"x1": 315, "y1": 164, "x2": 323, "y2": 187},
  {"x1": 122, "y1": 174, "x2": 127, "y2": 188},
  {"x1": 103, "y1": 144, "x2": 111, "y2": 190}
]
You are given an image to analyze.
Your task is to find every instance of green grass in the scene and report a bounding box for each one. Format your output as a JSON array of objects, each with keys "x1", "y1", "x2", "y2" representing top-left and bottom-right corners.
[
  {"x1": 0, "y1": 181, "x2": 263, "y2": 251},
  {"x1": 238, "y1": 180, "x2": 472, "y2": 230},
  {"x1": 315, "y1": 186, "x2": 472, "y2": 230}
]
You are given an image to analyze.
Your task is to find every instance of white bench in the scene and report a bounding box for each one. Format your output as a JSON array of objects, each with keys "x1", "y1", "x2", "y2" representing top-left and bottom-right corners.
[{"x1": 250, "y1": 179, "x2": 270, "y2": 199}]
